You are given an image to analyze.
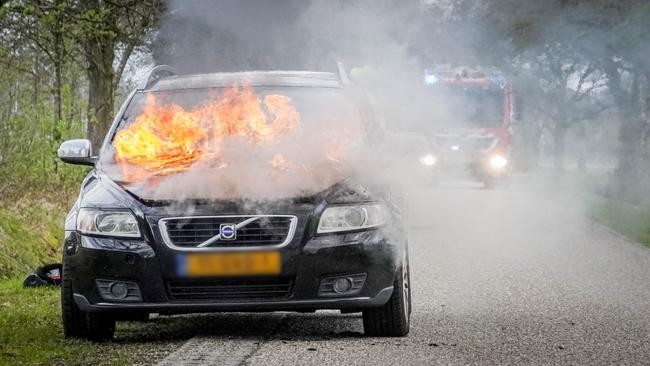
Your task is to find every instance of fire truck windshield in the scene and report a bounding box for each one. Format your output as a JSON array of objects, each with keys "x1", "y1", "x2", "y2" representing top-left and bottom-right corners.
[{"x1": 435, "y1": 87, "x2": 504, "y2": 129}]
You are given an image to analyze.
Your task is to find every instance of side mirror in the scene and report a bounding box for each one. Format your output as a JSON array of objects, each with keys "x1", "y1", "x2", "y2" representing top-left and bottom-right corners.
[{"x1": 57, "y1": 139, "x2": 97, "y2": 166}]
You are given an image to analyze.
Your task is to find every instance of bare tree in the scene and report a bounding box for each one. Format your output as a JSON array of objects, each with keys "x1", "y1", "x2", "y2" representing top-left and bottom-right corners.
[{"x1": 71, "y1": 0, "x2": 163, "y2": 148}]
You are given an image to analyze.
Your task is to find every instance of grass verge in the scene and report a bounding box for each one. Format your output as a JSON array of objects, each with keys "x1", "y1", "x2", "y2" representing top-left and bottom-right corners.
[
  {"x1": 588, "y1": 195, "x2": 650, "y2": 247},
  {"x1": 0, "y1": 182, "x2": 83, "y2": 280},
  {"x1": 0, "y1": 203, "x2": 65, "y2": 280},
  {"x1": 0, "y1": 278, "x2": 185, "y2": 366}
]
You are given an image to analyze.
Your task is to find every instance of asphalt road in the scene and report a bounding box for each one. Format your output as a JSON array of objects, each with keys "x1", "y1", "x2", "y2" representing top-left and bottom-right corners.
[{"x1": 153, "y1": 183, "x2": 650, "y2": 366}]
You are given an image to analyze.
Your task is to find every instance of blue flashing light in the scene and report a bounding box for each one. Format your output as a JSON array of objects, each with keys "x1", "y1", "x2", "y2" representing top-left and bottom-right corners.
[
  {"x1": 491, "y1": 76, "x2": 507, "y2": 89},
  {"x1": 425, "y1": 74, "x2": 438, "y2": 85}
]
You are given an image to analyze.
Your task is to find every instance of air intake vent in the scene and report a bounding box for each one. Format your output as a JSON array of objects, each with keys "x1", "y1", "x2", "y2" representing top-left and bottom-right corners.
[{"x1": 166, "y1": 277, "x2": 294, "y2": 301}]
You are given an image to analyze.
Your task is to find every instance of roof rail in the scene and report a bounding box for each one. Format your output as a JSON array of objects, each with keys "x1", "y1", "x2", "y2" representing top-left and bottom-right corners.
[
  {"x1": 336, "y1": 62, "x2": 351, "y2": 85},
  {"x1": 142, "y1": 65, "x2": 176, "y2": 89}
]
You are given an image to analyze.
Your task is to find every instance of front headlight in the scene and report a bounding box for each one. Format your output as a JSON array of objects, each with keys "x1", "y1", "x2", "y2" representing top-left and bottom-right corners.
[
  {"x1": 317, "y1": 203, "x2": 387, "y2": 234},
  {"x1": 77, "y1": 208, "x2": 141, "y2": 238},
  {"x1": 489, "y1": 155, "x2": 508, "y2": 169},
  {"x1": 419, "y1": 154, "x2": 437, "y2": 166}
]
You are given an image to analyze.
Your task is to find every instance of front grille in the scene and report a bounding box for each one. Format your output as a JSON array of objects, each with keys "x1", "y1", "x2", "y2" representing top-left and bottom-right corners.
[
  {"x1": 475, "y1": 137, "x2": 498, "y2": 150},
  {"x1": 166, "y1": 277, "x2": 294, "y2": 301},
  {"x1": 160, "y1": 215, "x2": 296, "y2": 249},
  {"x1": 435, "y1": 136, "x2": 497, "y2": 153}
]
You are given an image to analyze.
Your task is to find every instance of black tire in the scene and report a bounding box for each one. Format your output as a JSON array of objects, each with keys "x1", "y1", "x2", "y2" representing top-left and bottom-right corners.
[
  {"x1": 61, "y1": 256, "x2": 115, "y2": 341},
  {"x1": 115, "y1": 312, "x2": 150, "y2": 322},
  {"x1": 431, "y1": 176, "x2": 441, "y2": 188},
  {"x1": 483, "y1": 177, "x2": 498, "y2": 189},
  {"x1": 484, "y1": 172, "x2": 512, "y2": 189},
  {"x1": 84, "y1": 311, "x2": 116, "y2": 342},
  {"x1": 61, "y1": 258, "x2": 87, "y2": 339},
  {"x1": 363, "y1": 264, "x2": 411, "y2": 337}
]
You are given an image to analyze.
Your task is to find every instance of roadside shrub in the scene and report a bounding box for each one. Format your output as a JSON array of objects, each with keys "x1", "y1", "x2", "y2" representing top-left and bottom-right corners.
[{"x1": 0, "y1": 101, "x2": 87, "y2": 277}]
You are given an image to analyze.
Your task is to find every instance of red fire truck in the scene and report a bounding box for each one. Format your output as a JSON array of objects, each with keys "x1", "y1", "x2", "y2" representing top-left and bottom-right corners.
[{"x1": 421, "y1": 66, "x2": 513, "y2": 187}]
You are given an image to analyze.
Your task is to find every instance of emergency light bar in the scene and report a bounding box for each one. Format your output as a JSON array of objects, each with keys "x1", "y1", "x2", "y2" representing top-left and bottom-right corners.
[{"x1": 424, "y1": 66, "x2": 508, "y2": 89}]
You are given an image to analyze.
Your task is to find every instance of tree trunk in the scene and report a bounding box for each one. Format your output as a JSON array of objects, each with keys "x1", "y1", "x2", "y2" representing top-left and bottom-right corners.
[
  {"x1": 615, "y1": 111, "x2": 644, "y2": 201},
  {"x1": 68, "y1": 72, "x2": 78, "y2": 126},
  {"x1": 85, "y1": 41, "x2": 116, "y2": 153},
  {"x1": 53, "y1": 4, "x2": 63, "y2": 131},
  {"x1": 53, "y1": 60, "x2": 62, "y2": 141},
  {"x1": 603, "y1": 59, "x2": 646, "y2": 202},
  {"x1": 32, "y1": 54, "x2": 39, "y2": 106},
  {"x1": 552, "y1": 125, "x2": 566, "y2": 172}
]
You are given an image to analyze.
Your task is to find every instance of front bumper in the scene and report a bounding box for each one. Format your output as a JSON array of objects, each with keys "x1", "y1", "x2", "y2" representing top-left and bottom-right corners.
[
  {"x1": 433, "y1": 156, "x2": 509, "y2": 180},
  {"x1": 65, "y1": 229, "x2": 401, "y2": 314},
  {"x1": 73, "y1": 287, "x2": 394, "y2": 313}
]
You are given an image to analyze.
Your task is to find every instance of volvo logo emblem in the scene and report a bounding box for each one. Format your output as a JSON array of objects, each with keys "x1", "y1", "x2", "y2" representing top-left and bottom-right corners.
[{"x1": 219, "y1": 224, "x2": 237, "y2": 240}]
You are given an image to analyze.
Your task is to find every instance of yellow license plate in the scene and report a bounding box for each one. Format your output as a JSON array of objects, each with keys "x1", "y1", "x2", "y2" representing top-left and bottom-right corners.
[{"x1": 181, "y1": 251, "x2": 281, "y2": 277}]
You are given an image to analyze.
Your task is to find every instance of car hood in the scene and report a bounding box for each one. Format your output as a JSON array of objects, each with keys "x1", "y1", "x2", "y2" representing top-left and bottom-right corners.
[{"x1": 79, "y1": 171, "x2": 386, "y2": 216}]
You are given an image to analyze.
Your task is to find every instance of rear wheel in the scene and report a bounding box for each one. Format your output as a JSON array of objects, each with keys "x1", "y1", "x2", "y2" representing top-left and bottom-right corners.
[
  {"x1": 61, "y1": 257, "x2": 115, "y2": 341},
  {"x1": 362, "y1": 263, "x2": 411, "y2": 337}
]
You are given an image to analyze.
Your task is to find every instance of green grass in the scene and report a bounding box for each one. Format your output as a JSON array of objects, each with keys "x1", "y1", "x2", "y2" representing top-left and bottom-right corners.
[
  {"x1": 0, "y1": 181, "x2": 86, "y2": 280},
  {"x1": 0, "y1": 188, "x2": 192, "y2": 365},
  {"x1": 0, "y1": 278, "x2": 126, "y2": 366},
  {"x1": 589, "y1": 195, "x2": 650, "y2": 247},
  {"x1": 0, "y1": 278, "x2": 185, "y2": 366},
  {"x1": 0, "y1": 203, "x2": 65, "y2": 280}
]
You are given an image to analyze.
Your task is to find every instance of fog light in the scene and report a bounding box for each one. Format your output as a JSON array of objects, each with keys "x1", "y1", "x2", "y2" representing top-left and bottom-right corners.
[
  {"x1": 333, "y1": 277, "x2": 353, "y2": 294},
  {"x1": 318, "y1": 273, "x2": 367, "y2": 297},
  {"x1": 96, "y1": 279, "x2": 142, "y2": 302},
  {"x1": 110, "y1": 282, "x2": 129, "y2": 299}
]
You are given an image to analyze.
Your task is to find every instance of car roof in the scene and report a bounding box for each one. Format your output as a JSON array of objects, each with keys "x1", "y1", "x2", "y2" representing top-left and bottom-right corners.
[{"x1": 148, "y1": 71, "x2": 344, "y2": 91}]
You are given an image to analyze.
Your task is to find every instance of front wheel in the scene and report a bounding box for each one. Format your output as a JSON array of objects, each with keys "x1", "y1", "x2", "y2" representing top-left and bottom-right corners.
[
  {"x1": 61, "y1": 257, "x2": 115, "y2": 341},
  {"x1": 483, "y1": 177, "x2": 498, "y2": 189},
  {"x1": 362, "y1": 264, "x2": 411, "y2": 337}
]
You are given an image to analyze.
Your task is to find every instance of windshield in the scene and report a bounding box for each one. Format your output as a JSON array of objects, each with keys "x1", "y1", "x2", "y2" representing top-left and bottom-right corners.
[
  {"x1": 114, "y1": 87, "x2": 364, "y2": 133},
  {"x1": 431, "y1": 87, "x2": 505, "y2": 129},
  {"x1": 100, "y1": 86, "x2": 368, "y2": 200}
]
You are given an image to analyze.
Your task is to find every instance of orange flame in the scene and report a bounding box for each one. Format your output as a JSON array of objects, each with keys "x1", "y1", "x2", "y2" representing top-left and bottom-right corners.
[{"x1": 113, "y1": 85, "x2": 301, "y2": 182}]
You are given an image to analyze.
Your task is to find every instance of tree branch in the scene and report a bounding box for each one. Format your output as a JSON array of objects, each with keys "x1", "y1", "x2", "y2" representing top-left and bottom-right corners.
[{"x1": 114, "y1": 40, "x2": 134, "y2": 86}]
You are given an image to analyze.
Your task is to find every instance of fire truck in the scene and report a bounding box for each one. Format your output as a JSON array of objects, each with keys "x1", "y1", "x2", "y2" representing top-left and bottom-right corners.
[{"x1": 421, "y1": 66, "x2": 513, "y2": 188}]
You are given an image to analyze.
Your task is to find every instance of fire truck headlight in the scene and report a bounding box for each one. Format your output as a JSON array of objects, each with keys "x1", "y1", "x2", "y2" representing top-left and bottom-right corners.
[
  {"x1": 489, "y1": 155, "x2": 508, "y2": 169},
  {"x1": 419, "y1": 154, "x2": 437, "y2": 166}
]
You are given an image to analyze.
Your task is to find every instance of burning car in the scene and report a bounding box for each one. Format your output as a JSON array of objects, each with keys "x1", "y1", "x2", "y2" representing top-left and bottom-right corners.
[{"x1": 57, "y1": 65, "x2": 410, "y2": 341}]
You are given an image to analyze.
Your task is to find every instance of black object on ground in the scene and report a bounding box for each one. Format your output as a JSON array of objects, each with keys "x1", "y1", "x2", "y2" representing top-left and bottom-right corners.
[{"x1": 23, "y1": 263, "x2": 62, "y2": 287}]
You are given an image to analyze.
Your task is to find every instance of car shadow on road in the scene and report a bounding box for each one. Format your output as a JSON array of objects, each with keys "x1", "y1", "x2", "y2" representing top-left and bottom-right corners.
[{"x1": 113, "y1": 311, "x2": 364, "y2": 344}]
